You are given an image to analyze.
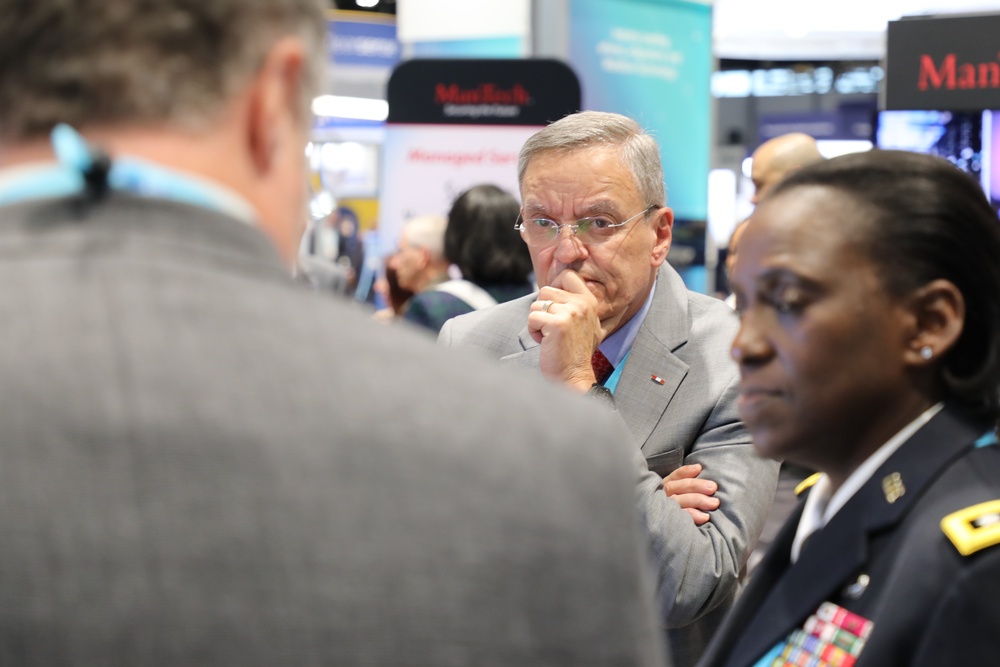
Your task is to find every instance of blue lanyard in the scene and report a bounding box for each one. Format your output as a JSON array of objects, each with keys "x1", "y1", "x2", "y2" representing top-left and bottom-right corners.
[
  {"x1": 750, "y1": 642, "x2": 785, "y2": 667},
  {"x1": 0, "y1": 124, "x2": 252, "y2": 221},
  {"x1": 975, "y1": 430, "x2": 999, "y2": 448}
]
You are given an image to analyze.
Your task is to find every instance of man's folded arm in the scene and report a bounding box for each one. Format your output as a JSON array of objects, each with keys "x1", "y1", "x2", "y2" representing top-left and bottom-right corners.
[{"x1": 627, "y1": 378, "x2": 778, "y2": 627}]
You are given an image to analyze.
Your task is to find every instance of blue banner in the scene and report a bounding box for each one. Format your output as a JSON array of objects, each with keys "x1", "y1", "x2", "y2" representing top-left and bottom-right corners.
[
  {"x1": 327, "y1": 14, "x2": 400, "y2": 69},
  {"x1": 569, "y1": 0, "x2": 712, "y2": 222}
]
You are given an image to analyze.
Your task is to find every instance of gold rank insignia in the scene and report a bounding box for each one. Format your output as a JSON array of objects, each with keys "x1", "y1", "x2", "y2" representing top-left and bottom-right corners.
[
  {"x1": 941, "y1": 500, "x2": 1000, "y2": 556},
  {"x1": 795, "y1": 472, "x2": 823, "y2": 497},
  {"x1": 882, "y1": 473, "x2": 905, "y2": 504}
]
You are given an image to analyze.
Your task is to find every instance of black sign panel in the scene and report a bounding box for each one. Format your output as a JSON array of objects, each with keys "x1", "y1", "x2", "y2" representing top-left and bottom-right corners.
[
  {"x1": 387, "y1": 58, "x2": 581, "y2": 126},
  {"x1": 886, "y1": 13, "x2": 1000, "y2": 111}
]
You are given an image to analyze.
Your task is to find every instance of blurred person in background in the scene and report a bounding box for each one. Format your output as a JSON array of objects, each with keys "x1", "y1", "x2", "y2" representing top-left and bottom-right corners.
[
  {"x1": 333, "y1": 205, "x2": 365, "y2": 287},
  {"x1": 296, "y1": 205, "x2": 362, "y2": 297},
  {"x1": 296, "y1": 201, "x2": 351, "y2": 295},
  {"x1": 371, "y1": 255, "x2": 414, "y2": 322},
  {"x1": 749, "y1": 132, "x2": 825, "y2": 205},
  {"x1": 389, "y1": 185, "x2": 538, "y2": 334},
  {"x1": 701, "y1": 150, "x2": 1000, "y2": 667},
  {"x1": 0, "y1": 1, "x2": 670, "y2": 664},
  {"x1": 386, "y1": 213, "x2": 452, "y2": 331},
  {"x1": 443, "y1": 183, "x2": 536, "y2": 305}
]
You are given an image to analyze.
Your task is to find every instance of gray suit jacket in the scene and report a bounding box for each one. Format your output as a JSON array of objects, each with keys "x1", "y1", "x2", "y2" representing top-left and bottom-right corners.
[
  {"x1": 440, "y1": 263, "x2": 779, "y2": 667},
  {"x1": 0, "y1": 193, "x2": 667, "y2": 666}
]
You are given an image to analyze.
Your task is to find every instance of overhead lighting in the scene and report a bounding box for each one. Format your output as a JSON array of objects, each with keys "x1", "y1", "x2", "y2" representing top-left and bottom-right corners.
[
  {"x1": 312, "y1": 95, "x2": 389, "y2": 122},
  {"x1": 356, "y1": 0, "x2": 380, "y2": 7}
]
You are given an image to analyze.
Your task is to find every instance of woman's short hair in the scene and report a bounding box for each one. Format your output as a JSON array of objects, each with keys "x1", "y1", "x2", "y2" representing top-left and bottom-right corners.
[
  {"x1": 445, "y1": 184, "x2": 533, "y2": 286},
  {"x1": 772, "y1": 149, "x2": 1000, "y2": 421}
]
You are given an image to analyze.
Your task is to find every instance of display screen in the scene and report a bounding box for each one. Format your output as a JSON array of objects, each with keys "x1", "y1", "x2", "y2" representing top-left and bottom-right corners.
[{"x1": 874, "y1": 109, "x2": 1000, "y2": 212}]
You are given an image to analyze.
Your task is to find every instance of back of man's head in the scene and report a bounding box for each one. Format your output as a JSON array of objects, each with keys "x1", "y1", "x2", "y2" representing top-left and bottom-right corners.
[
  {"x1": 0, "y1": 0, "x2": 327, "y2": 264},
  {"x1": 749, "y1": 132, "x2": 824, "y2": 204},
  {"x1": 0, "y1": 0, "x2": 326, "y2": 142},
  {"x1": 518, "y1": 110, "x2": 667, "y2": 208}
]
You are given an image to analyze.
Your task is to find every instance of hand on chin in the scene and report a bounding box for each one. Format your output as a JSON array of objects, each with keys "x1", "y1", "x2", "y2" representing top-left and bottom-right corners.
[{"x1": 529, "y1": 269, "x2": 604, "y2": 391}]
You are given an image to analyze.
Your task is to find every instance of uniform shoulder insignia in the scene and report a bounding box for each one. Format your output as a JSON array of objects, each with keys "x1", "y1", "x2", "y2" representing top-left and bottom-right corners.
[
  {"x1": 795, "y1": 472, "x2": 823, "y2": 497},
  {"x1": 941, "y1": 500, "x2": 1000, "y2": 556}
]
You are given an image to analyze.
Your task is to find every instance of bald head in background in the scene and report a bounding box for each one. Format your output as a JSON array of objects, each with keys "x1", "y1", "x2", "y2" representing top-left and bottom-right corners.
[
  {"x1": 725, "y1": 217, "x2": 750, "y2": 280},
  {"x1": 749, "y1": 133, "x2": 825, "y2": 204}
]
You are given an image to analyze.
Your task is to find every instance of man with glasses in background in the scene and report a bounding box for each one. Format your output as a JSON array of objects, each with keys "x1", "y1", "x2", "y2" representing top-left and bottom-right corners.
[{"x1": 440, "y1": 111, "x2": 779, "y2": 667}]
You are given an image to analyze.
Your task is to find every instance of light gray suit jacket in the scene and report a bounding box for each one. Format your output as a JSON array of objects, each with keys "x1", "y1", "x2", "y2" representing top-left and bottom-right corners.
[
  {"x1": 440, "y1": 263, "x2": 780, "y2": 667},
  {"x1": 0, "y1": 193, "x2": 668, "y2": 666}
]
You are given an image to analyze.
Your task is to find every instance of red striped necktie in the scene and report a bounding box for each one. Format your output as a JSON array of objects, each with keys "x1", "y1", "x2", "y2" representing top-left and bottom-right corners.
[{"x1": 591, "y1": 349, "x2": 614, "y2": 386}]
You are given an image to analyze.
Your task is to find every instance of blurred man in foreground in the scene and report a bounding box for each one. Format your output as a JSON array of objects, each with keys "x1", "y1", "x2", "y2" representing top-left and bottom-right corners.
[{"x1": 0, "y1": 3, "x2": 667, "y2": 664}]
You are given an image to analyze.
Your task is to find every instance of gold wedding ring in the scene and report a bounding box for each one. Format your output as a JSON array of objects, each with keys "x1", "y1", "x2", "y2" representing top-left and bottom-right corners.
[{"x1": 539, "y1": 299, "x2": 554, "y2": 313}]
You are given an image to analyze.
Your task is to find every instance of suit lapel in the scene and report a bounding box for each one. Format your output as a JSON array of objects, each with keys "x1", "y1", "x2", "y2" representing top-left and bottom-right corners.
[
  {"x1": 483, "y1": 297, "x2": 540, "y2": 371},
  {"x1": 718, "y1": 405, "x2": 987, "y2": 666},
  {"x1": 613, "y1": 266, "x2": 692, "y2": 450}
]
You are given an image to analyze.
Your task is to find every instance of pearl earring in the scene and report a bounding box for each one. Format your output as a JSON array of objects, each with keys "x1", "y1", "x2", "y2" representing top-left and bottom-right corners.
[{"x1": 920, "y1": 346, "x2": 933, "y2": 360}]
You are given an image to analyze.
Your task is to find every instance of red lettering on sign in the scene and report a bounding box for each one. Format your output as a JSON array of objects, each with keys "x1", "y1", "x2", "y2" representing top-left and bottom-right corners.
[
  {"x1": 918, "y1": 53, "x2": 1000, "y2": 91},
  {"x1": 434, "y1": 83, "x2": 532, "y2": 105},
  {"x1": 919, "y1": 54, "x2": 955, "y2": 90}
]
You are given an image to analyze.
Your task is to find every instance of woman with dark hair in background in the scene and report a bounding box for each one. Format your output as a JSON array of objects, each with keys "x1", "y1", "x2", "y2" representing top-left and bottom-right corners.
[
  {"x1": 700, "y1": 149, "x2": 1000, "y2": 667},
  {"x1": 445, "y1": 183, "x2": 535, "y2": 303},
  {"x1": 401, "y1": 183, "x2": 535, "y2": 333}
]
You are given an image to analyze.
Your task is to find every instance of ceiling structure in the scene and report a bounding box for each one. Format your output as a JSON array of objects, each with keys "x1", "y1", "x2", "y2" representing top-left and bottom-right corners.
[
  {"x1": 713, "y1": 0, "x2": 1000, "y2": 60},
  {"x1": 329, "y1": 1, "x2": 1000, "y2": 61}
]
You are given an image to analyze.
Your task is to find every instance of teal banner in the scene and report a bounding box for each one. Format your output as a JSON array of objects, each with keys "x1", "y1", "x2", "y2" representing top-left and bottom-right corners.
[{"x1": 569, "y1": 0, "x2": 712, "y2": 221}]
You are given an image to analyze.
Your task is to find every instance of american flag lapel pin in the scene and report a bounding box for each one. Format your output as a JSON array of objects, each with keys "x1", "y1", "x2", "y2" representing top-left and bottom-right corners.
[{"x1": 651, "y1": 374, "x2": 665, "y2": 385}]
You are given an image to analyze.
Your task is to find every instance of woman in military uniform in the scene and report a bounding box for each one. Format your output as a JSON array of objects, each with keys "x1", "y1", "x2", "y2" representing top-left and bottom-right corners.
[{"x1": 700, "y1": 149, "x2": 1000, "y2": 667}]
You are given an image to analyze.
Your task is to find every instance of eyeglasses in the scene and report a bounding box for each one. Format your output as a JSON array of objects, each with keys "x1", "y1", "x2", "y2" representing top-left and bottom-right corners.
[{"x1": 514, "y1": 204, "x2": 656, "y2": 247}]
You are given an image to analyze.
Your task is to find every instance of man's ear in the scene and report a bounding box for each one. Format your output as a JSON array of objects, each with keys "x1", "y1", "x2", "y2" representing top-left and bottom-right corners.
[
  {"x1": 651, "y1": 206, "x2": 675, "y2": 266},
  {"x1": 903, "y1": 279, "x2": 965, "y2": 365},
  {"x1": 245, "y1": 36, "x2": 308, "y2": 175},
  {"x1": 416, "y1": 247, "x2": 432, "y2": 271}
]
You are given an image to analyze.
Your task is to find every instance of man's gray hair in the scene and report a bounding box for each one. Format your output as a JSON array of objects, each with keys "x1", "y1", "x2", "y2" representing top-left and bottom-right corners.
[
  {"x1": 0, "y1": 0, "x2": 327, "y2": 142},
  {"x1": 404, "y1": 215, "x2": 448, "y2": 259},
  {"x1": 517, "y1": 111, "x2": 667, "y2": 207}
]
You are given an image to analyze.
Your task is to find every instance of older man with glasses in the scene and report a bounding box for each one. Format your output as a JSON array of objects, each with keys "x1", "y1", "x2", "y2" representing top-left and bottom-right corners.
[{"x1": 440, "y1": 110, "x2": 779, "y2": 667}]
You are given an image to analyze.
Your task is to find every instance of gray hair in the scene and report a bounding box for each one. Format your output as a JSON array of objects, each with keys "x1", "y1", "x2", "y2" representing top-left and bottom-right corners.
[
  {"x1": 404, "y1": 215, "x2": 448, "y2": 259},
  {"x1": 517, "y1": 111, "x2": 666, "y2": 206},
  {"x1": 0, "y1": 0, "x2": 327, "y2": 142}
]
